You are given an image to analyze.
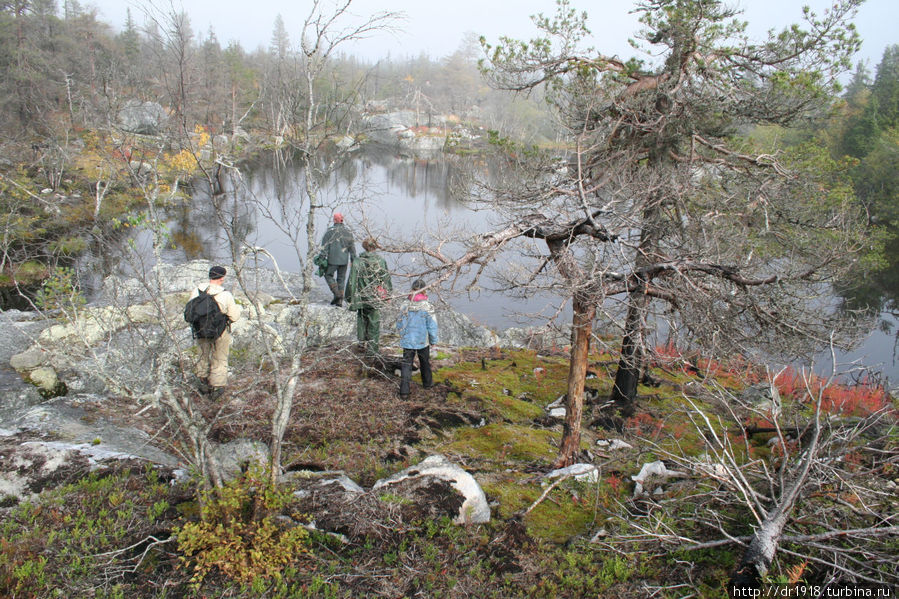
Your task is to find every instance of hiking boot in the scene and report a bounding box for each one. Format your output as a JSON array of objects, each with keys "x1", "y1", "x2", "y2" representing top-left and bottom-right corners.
[
  {"x1": 208, "y1": 387, "x2": 226, "y2": 401},
  {"x1": 398, "y1": 393, "x2": 410, "y2": 400},
  {"x1": 197, "y1": 377, "x2": 210, "y2": 394}
]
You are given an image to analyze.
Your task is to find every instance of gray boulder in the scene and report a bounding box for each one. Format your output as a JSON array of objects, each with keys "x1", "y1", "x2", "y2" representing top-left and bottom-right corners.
[
  {"x1": 740, "y1": 382, "x2": 781, "y2": 414},
  {"x1": 277, "y1": 303, "x2": 356, "y2": 346},
  {"x1": 117, "y1": 101, "x2": 167, "y2": 135},
  {"x1": 210, "y1": 438, "x2": 269, "y2": 481},
  {"x1": 9, "y1": 347, "x2": 47, "y2": 371},
  {"x1": 101, "y1": 260, "x2": 313, "y2": 305},
  {"x1": 9, "y1": 399, "x2": 179, "y2": 466},
  {"x1": 435, "y1": 310, "x2": 499, "y2": 348}
]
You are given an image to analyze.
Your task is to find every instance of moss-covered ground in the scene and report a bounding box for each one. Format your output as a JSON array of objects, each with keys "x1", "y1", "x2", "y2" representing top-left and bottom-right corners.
[{"x1": 2, "y1": 345, "x2": 896, "y2": 598}]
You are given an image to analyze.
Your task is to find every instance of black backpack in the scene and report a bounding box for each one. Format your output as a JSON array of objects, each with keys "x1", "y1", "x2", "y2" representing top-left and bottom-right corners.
[{"x1": 184, "y1": 287, "x2": 230, "y2": 339}]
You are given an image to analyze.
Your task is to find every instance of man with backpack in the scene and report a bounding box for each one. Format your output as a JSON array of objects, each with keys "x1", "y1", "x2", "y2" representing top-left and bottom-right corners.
[{"x1": 185, "y1": 265, "x2": 242, "y2": 399}]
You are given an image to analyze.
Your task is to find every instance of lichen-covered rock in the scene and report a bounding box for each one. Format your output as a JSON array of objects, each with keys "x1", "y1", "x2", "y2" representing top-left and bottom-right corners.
[
  {"x1": 0, "y1": 434, "x2": 178, "y2": 502},
  {"x1": 210, "y1": 438, "x2": 269, "y2": 481},
  {"x1": 434, "y1": 310, "x2": 499, "y2": 348},
  {"x1": 372, "y1": 454, "x2": 490, "y2": 524},
  {"x1": 10, "y1": 347, "x2": 47, "y2": 371},
  {"x1": 27, "y1": 367, "x2": 59, "y2": 394}
]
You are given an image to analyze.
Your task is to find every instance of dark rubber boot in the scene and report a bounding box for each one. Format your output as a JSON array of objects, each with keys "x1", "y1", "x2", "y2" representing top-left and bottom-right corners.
[{"x1": 327, "y1": 280, "x2": 340, "y2": 305}]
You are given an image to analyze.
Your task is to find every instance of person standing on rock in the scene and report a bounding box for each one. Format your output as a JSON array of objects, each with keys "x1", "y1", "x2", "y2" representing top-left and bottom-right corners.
[
  {"x1": 345, "y1": 238, "x2": 392, "y2": 357},
  {"x1": 187, "y1": 265, "x2": 242, "y2": 399},
  {"x1": 396, "y1": 279, "x2": 439, "y2": 399},
  {"x1": 318, "y1": 212, "x2": 356, "y2": 306}
]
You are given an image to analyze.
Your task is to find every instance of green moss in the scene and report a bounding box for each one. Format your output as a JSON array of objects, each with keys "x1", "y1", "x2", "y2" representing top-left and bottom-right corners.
[
  {"x1": 441, "y1": 423, "x2": 558, "y2": 464},
  {"x1": 483, "y1": 475, "x2": 606, "y2": 543},
  {"x1": 484, "y1": 393, "x2": 546, "y2": 422},
  {"x1": 436, "y1": 350, "x2": 570, "y2": 422}
]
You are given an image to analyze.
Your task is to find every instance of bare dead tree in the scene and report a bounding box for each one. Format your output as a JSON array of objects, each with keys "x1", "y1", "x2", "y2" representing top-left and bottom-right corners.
[
  {"x1": 601, "y1": 364, "x2": 899, "y2": 590},
  {"x1": 207, "y1": 0, "x2": 401, "y2": 485}
]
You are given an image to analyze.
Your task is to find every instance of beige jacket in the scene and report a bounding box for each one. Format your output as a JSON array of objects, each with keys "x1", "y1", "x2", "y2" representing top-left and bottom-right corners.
[{"x1": 189, "y1": 282, "x2": 242, "y2": 324}]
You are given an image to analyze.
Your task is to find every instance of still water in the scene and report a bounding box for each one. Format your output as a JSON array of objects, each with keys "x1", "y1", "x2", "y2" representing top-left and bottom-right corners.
[{"x1": 151, "y1": 149, "x2": 899, "y2": 384}]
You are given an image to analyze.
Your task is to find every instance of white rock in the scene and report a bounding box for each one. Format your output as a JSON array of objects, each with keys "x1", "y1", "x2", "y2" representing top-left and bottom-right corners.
[
  {"x1": 609, "y1": 439, "x2": 633, "y2": 450},
  {"x1": 631, "y1": 460, "x2": 687, "y2": 497},
  {"x1": 317, "y1": 474, "x2": 365, "y2": 495},
  {"x1": 373, "y1": 454, "x2": 490, "y2": 524},
  {"x1": 590, "y1": 528, "x2": 608, "y2": 542},
  {"x1": 545, "y1": 463, "x2": 598, "y2": 483}
]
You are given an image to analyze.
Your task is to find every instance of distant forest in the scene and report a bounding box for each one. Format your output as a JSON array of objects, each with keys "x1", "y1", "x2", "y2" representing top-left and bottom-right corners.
[
  {"x1": 0, "y1": 1, "x2": 555, "y2": 144},
  {"x1": 1, "y1": 1, "x2": 898, "y2": 314}
]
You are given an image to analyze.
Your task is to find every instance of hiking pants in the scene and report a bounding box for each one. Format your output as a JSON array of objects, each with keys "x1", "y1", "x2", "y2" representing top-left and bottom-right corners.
[
  {"x1": 356, "y1": 305, "x2": 381, "y2": 355},
  {"x1": 324, "y1": 263, "x2": 348, "y2": 298},
  {"x1": 400, "y1": 346, "x2": 432, "y2": 396},
  {"x1": 196, "y1": 329, "x2": 232, "y2": 387}
]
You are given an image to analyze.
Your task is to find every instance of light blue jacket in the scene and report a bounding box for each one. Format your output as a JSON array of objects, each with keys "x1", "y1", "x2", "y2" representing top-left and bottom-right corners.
[{"x1": 397, "y1": 297, "x2": 439, "y2": 350}]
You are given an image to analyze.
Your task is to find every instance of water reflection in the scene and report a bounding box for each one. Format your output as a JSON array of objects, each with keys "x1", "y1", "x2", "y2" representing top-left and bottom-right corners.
[
  {"x1": 830, "y1": 235, "x2": 899, "y2": 381},
  {"x1": 109, "y1": 147, "x2": 899, "y2": 383}
]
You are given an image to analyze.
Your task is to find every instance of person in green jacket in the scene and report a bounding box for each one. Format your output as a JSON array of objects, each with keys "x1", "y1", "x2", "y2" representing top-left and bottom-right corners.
[
  {"x1": 345, "y1": 237, "x2": 392, "y2": 356},
  {"x1": 319, "y1": 212, "x2": 356, "y2": 306}
]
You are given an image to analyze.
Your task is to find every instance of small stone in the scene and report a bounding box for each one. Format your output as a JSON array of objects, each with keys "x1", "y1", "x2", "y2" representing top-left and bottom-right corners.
[
  {"x1": 28, "y1": 367, "x2": 59, "y2": 392},
  {"x1": 10, "y1": 348, "x2": 46, "y2": 371},
  {"x1": 546, "y1": 463, "x2": 598, "y2": 483},
  {"x1": 549, "y1": 407, "x2": 567, "y2": 418},
  {"x1": 590, "y1": 528, "x2": 608, "y2": 542}
]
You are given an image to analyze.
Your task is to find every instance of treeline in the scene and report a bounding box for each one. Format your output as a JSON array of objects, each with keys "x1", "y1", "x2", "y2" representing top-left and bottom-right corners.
[
  {"x1": 0, "y1": 1, "x2": 549, "y2": 146},
  {"x1": 835, "y1": 48, "x2": 899, "y2": 228},
  {"x1": 827, "y1": 47, "x2": 899, "y2": 312}
]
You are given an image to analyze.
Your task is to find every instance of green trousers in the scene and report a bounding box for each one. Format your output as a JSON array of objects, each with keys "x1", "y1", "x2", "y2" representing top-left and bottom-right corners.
[{"x1": 356, "y1": 304, "x2": 381, "y2": 355}]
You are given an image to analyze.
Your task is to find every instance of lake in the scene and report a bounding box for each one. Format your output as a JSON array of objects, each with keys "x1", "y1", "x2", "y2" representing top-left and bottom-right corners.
[{"x1": 132, "y1": 148, "x2": 899, "y2": 385}]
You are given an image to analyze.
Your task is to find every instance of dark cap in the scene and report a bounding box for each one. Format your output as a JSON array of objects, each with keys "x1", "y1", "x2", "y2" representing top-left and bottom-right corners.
[
  {"x1": 209, "y1": 265, "x2": 227, "y2": 279},
  {"x1": 411, "y1": 278, "x2": 425, "y2": 291}
]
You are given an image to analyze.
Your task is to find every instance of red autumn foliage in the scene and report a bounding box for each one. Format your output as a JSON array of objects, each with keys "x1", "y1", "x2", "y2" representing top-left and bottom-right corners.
[
  {"x1": 652, "y1": 343, "x2": 893, "y2": 419},
  {"x1": 606, "y1": 473, "x2": 623, "y2": 494},
  {"x1": 652, "y1": 343, "x2": 764, "y2": 383},
  {"x1": 625, "y1": 412, "x2": 664, "y2": 439},
  {"x1": 772, "y1": 367, "x2": 893, "y2": 417}
]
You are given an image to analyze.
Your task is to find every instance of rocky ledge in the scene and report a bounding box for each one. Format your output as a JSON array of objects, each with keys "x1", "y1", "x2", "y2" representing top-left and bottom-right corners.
[{"x1": 0, "y1": 260, "x2": 567, "y2": 515}]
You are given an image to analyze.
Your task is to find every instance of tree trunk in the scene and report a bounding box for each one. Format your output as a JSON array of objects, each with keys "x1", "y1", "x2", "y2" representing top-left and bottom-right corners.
[
  {"x1": 609, "y1": 293, "x2": 647, "y2": 418},
  {"x1": 730, "y1": 512, "x2": 789, "y2": 590},
  {"x1": 730, "y1": 402, "x2": 823, "y2": 591},
  {"x1": 555, "y1": 296, "x2": 596, "y2": 467}
]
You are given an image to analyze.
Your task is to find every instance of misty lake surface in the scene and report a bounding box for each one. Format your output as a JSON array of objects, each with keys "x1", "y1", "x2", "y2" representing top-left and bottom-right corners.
[{"x1": 146, "y1": 148, "x2": 899, "y2": 385}]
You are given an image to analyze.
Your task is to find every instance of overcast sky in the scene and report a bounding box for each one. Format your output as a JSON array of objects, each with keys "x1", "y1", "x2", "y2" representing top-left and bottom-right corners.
[{"x1": 86, "y1": 0, "x2": 897, "y2": 70}]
